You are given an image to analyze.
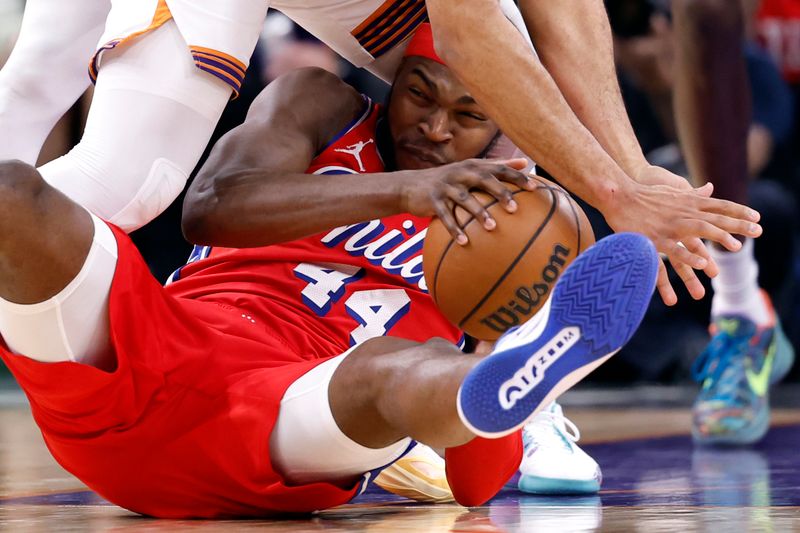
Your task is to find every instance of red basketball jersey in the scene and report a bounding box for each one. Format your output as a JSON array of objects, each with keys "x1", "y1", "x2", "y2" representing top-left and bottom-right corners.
[
  {"x1": 757, "y1": 0, "x2": 800, "y2": 83},
  {"x1": 166, "y1": 97, "x2": 463, "y2": 356}
]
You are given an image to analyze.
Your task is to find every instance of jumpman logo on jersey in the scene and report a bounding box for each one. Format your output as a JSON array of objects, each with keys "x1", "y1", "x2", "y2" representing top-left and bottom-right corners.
[{"x1": 334, "y1": 139, "x2": 374, "y2": 172}]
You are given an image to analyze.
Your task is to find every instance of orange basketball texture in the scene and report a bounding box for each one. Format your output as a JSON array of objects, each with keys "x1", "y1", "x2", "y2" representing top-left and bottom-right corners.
[{"x1": 423, "y1": 175, "x2": 595, "y2": 341}]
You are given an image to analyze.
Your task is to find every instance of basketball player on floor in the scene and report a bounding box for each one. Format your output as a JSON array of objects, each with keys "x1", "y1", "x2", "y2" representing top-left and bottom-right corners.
[
  {"x1": 0, "y1": 0, "x2": 764, "y2": 496},
  {"x1": 0, "y1": 0, "x2": 768, "y2": 498},
  {"x1": 0, "y1": 1, "x2": 580, "y2": 500},
  {"x1": 0, "y1": 30, "x2": 665, "y2": 517},
  {"x1": 671, "y1": 0, "x2": 794, "y2": 445}
]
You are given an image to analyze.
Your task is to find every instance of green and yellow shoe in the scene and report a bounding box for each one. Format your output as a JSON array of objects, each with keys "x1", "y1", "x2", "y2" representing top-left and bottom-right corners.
[{"x1": 692, "y1": 297, "x2": 794, "y2": 446}]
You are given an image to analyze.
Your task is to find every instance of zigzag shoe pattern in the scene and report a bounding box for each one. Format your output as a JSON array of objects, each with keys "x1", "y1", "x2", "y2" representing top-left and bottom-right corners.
[{"x1": 457, "y1": 233, "x2": 659, "y2": 438}]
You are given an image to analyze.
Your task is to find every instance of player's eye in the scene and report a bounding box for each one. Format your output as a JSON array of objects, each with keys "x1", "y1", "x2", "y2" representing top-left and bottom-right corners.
[
  {"x1": 459, "y1": 111, "x2": 487, "y2": 122},
  {"x1": 409, "y1": 86, "x2": 431, "y2": 101}
]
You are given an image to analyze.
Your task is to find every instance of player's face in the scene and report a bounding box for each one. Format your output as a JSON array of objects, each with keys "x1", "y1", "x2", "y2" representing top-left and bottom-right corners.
[{"x1": 388, "y1": 58, "x2": 500, "y2": 170}]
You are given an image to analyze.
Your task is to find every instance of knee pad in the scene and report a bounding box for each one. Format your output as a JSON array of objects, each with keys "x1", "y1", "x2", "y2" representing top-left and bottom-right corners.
[
  {"x1": 39, "y1": 154, "x2": 189, "y2": 233},
  {"x1": 108, "y1": 157, "x2": 189, "y2": 232}
]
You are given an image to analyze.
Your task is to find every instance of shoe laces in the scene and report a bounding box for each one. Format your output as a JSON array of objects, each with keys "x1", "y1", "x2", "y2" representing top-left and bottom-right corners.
[
  {"x1": 525, "y1": 404, "x2": 581, "y2": 448},
  {"x1": 691, "y1": 331, "x2": 750, "y2": 404}
]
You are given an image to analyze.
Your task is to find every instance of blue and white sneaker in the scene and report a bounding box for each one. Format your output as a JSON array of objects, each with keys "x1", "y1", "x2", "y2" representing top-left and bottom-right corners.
[
  {"x1": 518, "y1": 402, "x2": 601, "y2": 494},
  {"x1": 457, "y1": 233, "x2": 659, "y2": 438}
]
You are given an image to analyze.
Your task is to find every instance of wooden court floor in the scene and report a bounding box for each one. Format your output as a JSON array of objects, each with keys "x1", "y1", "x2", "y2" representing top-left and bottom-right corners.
[{"x1": 0, "y1": 387, "x2": 799, "y2": 531}]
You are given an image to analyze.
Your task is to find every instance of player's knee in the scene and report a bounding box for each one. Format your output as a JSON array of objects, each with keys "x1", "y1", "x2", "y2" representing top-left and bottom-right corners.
[
  {"x1": 42, "y1": 153, "x2": 189, "y2": 233},
  {"x1": 0, "y1": 160, "x2": 46, "y2": 214},
  {"x1": 335, "y1": 337, "x2": 422, "y2": 392},
  {"x1": 423, "y1": 337, "x2": 456, "y2": 350},
  {"x1": 108, "y1": 157, "x2": 188, "y2": 232},
  {"x1": 0, "y1": 64, "x2": 38, "y2": 95},
  {"x1": 349, "y1": 337, "x2": 458, "y2": 382}
]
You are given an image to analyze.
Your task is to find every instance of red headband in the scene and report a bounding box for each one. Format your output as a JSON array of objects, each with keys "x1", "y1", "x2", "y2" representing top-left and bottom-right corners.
[{"x1": 403, "y1": 23, "x2": 446, "y2": 66}]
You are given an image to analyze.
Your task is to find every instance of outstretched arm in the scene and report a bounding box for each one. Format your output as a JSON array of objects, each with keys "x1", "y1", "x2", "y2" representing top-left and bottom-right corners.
[
  {"x1": 427, "y1": 0, "x2": 629, "y2": 211},
  {"x1": 518, "y1": 0, "x2": 648, "y2": 178},
  {"x1": 425, "y1": 0, "x2": 761, "y2": 305}
]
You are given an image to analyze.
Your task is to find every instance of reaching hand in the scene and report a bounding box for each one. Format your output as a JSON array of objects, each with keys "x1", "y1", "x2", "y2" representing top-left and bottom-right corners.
[
  {"x1": 399, "y1": 158, "x2": 533, "y2": 244},
  {"x1": 634, "y1": 164, "x2": 692, "y2": 189},
  {"x1": 606, "y1": 167, "x2": 761, "y2": 306}
]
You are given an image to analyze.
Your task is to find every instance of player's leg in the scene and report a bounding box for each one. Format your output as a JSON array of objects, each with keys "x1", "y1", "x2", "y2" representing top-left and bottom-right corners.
[
  {"x1": 329, "y1": 337, "x2": 477, "y2": 449},
  {"x1": 0, "y1": 0, "x2": 109, "y2": 164},
  {"x1": 672, "y1": 0, "x2": 794, "y2": 445},
  {"x1": 673, "y1": 0, "x2": 750, "y2": 205},
  {"x1": 271, "y1": 232, "x2": 659, "y2": 506},
  {"x1": 270, "y1": 337, "x2": 524, "y2": 507},
  {"x1": 37, "y1": 19, "x2": 234, "y2": 233},
  {"x1": 0, "y1": 160, "x2": 116, "y2": 370}
]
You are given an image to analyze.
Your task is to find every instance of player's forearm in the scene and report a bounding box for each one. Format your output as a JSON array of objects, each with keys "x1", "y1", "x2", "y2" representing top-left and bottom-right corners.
[
  {"x1": 427, "y1": 0, "x2": 631, "y2": 213},
  {"x1": 182, "y1": 168, "x2": 408, "y2": 248},
  {"x1": 518, "y1": 0, "x2": 647, "y2": 178}
]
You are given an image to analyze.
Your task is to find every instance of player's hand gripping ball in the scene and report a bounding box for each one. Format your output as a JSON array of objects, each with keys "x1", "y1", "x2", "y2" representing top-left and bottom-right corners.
[{"x1": 423, "y1": 175, "x2": 594, "y2": 340}]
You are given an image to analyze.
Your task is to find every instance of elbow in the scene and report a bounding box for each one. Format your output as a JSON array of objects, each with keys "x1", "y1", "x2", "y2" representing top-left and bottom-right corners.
[
  {"x1": 181, "y1": 189, "x2": 218, "y2": 245},
  {"x1": 180, "y1": 211, "x2": 207, "y2": 246}
]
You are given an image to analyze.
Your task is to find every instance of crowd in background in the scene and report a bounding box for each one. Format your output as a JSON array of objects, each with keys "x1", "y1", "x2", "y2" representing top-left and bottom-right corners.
[{"x1": 1, "y1": 0, "x2": 798, "y2": 383}]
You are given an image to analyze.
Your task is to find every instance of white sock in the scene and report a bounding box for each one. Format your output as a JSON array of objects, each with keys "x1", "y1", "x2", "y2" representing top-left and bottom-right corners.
[{"x1": 709, "y1": 239, "x2": 770, "y2": 325}]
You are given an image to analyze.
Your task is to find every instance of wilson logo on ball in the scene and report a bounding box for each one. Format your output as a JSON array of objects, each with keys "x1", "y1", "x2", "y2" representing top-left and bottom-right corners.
[{"x1": 479, "y1": 243, "x2": 570, "y2": 334}]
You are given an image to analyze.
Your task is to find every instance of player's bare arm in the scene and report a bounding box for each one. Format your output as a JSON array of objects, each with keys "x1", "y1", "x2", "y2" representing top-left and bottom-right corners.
[
  {"x1": 426, "y1": 0, "x2": 629, "y2": 208},
  {"x1": 425, "y1": 0, "x2": 761, "y2": 305},
  {"x1": 520, "y1": 0, "x2": 740, "y2": 303},
  {"x1": 184, "y1": 65, "x2": 532, "y2": 248},
  {"x1": 517, "y1": 0, "x2": 646, "y2": 178},
  {"x1": 182, "y1": 67, "x2": 381, "y2": 247}
]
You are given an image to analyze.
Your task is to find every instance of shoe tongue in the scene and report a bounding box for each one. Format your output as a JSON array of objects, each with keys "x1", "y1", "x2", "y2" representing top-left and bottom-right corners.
[
  {"x1": 714, "y1": 315, "x2": 756, "y2": 338},
  {"x1": 547, "y1": 402, "x2": 568, "y2": 433}
]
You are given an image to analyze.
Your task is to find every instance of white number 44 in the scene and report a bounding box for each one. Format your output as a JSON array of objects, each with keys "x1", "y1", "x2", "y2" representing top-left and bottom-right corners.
[{"x1": 293, "y1": 263, "x2": 410, "y2": 345}]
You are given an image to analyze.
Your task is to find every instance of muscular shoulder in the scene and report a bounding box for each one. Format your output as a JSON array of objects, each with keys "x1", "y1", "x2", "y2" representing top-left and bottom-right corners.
[{"x1": 246, "y1": 67, "x2": 366, "y2": 152}]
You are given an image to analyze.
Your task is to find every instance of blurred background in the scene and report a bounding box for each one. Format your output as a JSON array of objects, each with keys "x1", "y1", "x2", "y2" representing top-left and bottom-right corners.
[{"x1": 0, "y1": 0, "x2": 798, "y2": 385}]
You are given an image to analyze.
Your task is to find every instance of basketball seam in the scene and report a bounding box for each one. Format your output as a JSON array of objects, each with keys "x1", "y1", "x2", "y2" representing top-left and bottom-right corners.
[
  {"x1": 563, "y1": 189, "x2": 582, "y2": 253},
  {"x1": 456, "y1": 187, "x2": 559, "y2": 329},
  {"x1": 430, "y1": 188, "x2": 528, "y2": 304}
]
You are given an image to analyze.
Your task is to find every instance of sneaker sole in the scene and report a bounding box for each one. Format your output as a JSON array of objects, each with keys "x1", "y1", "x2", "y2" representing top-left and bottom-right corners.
[
  {"x1": 691, "y1": 403, "x2": 770, "y2": 446},
  {"x1": 518, "y1": 474, "x2": 601, "y2": 495},
  {"x1": 457, "y1": 233, "x2": 658, "y2": 438}
]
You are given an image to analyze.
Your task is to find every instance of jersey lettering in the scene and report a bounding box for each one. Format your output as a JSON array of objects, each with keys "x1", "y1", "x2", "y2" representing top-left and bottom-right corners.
[
  {"x1": 345, "y1": 289, "x2": 411, "y2": 346},
  {"x1": 293, "y1": 263, "x2": 364, "y2": 316},
  {"x1": 321, "y1": 222, "x2": 428, "y2": 291}
]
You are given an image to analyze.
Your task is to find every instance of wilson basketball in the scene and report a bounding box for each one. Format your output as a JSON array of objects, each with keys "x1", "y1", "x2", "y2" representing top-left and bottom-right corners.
[{"x1": 423, "y1": 175, "x2": 594, "y2": 341}]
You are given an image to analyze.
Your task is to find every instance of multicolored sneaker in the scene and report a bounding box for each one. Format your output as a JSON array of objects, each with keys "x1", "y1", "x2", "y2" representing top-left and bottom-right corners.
[
  {"x1": 692, "y1": 296, "x2": 795, "y2": 446},
  {"x1": 518, "y1": 402, "x2": 601, "y2": 494},
  {"x1": 374, "y1": 443, "x2": 454, "y2": 503}
]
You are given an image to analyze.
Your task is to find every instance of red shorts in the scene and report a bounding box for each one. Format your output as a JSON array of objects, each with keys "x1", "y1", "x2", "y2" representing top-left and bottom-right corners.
[{"x1": 0, "y1": 226, "x2": 360, "y2": 518}]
